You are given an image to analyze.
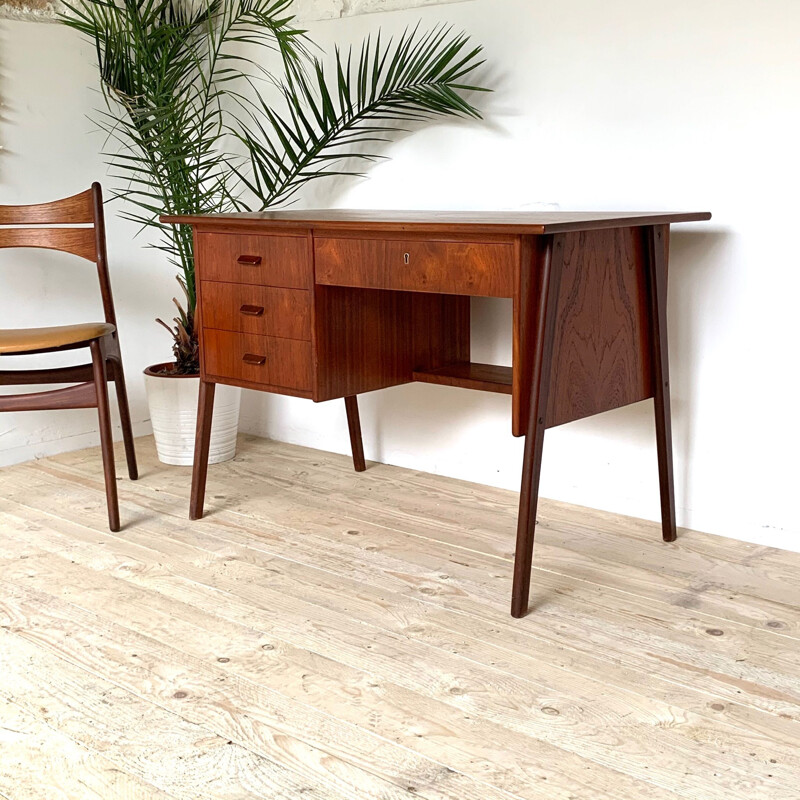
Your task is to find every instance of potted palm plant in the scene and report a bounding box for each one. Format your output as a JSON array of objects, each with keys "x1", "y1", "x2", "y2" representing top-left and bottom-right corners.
[{"x1": 62, "y1": 0, "x2": 487, "y2": 465}]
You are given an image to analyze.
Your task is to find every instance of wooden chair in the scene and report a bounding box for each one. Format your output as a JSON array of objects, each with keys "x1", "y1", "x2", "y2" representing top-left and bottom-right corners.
[{"x1": 0, "y1": 183, "x2": 138, "y2": 531}]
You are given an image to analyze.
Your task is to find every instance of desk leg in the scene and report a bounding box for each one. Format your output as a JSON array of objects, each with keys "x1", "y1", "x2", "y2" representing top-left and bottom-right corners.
[
  {"x1": 190, "y1": 379, "x2": 216, "y2": 520},
  {"x1": 646, "y1": 225, "x2": 677, "y2": 543},
  {"x1": 345, "y1": 395, "x2": 367, "y2": 472},
  {"x1": 512, "y1": 235, "x2": 564, "y2": 618}
]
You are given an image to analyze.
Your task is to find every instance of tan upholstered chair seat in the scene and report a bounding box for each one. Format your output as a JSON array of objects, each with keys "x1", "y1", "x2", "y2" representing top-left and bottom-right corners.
[{"x1": 0, "y1": 322, "x2": 115, "y2": 354}]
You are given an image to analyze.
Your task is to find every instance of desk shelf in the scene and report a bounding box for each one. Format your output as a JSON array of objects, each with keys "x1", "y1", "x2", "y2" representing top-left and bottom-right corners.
[{"x1": 412, "y1": 362, "x2": 513, "y2": 395}]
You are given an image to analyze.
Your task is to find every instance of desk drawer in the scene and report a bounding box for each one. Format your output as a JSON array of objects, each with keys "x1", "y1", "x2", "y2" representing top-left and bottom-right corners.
[
  {"x1": 315, "y1": 237, "x2": 516, "y2": 297},
  {"x1": 197, "y1": 232, "x2": 310, "y2": 288},
  {"x1": 203, "y1": 329, "x2": 312, "y2": 391},
  {"x1": 201, "y1": 281, "x2": 311, "y2": 340}
]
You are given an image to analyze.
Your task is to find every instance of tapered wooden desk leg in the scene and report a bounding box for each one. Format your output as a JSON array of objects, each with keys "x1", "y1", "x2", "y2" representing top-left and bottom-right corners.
[
  {"x1": 646, "y1": 225, "x2": 677, "y2": 543},
  {"x1": 90, "y1": 339, "x2": 120, "y2": 532},
  {"x1": 344, "y1": 395, "x2": 367, "y2": 472},
  {"x1": 511, "y1": 235, "x2": 564, "y2": 618},
  {"x1": 513, "y1": 412, "x2": 548, "y2": 618},
  {"x1": 190, "y1": 380, "x2": 216, "y2": 520}
]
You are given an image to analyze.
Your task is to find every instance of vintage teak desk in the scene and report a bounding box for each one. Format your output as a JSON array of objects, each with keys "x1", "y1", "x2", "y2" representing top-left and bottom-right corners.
[{"x1": 163, "y1": 210, "x2": 711, "y2": 617}]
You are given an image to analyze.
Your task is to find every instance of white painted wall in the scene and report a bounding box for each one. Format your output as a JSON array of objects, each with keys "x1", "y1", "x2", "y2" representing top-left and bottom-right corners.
[
  {"x1": 1, "y1": 0, "x2": 799, "y2": 551},
  {"x1": 0, "y1": 19, "x2": 174, "y2": 463}
]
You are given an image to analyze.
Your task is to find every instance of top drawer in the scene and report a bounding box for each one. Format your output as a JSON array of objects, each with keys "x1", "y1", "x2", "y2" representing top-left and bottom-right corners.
[
  {"x1": 315, "y1": 236, "x2": 516, "y2": 298},
  {"x1": 196, "y1": 232, "x2": 310, "y2": 289}
]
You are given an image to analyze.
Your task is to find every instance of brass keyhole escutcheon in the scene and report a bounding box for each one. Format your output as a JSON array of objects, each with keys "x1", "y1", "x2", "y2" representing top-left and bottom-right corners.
[{"x1": 404, "y1": 252, "x2": 410, "y2": 265}]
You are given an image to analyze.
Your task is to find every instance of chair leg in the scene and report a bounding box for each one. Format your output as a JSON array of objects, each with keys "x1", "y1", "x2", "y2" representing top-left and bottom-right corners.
[
  {"x1": 344, "y1": 395, "x2": 367, "y2": 473},
  {"x1": 109, "y1": 353, "x2": 138, "y2": 481},
  {"x1": 90, "y1": 339, "x2": 120, "y2": 532}
]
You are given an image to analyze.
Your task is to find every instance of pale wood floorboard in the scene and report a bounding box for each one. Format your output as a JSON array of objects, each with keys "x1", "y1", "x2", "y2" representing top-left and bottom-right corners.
[{"x1": 0, "y1": 434, "x2": 798, "y2": 800}]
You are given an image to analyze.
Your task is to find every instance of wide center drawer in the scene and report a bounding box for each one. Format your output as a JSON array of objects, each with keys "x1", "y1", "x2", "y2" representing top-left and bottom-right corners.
[
  {"x1": 203, "y1": 329, "x2": 312, "y2": 392},
  {"x1": 314, "y1": 236, "x2": 516, "y2": 297},
  {"x1": 200, "y1": 281, "x2": 311, "y2": 340},
  {"x1": 197, "y1": 232, "x2": 310, "y2": 288}
]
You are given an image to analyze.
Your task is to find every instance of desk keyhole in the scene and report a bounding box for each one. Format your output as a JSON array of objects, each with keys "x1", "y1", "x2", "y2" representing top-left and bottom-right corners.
[{"x1": 403, "y1": 252, "x2": 410, "y2": 265}]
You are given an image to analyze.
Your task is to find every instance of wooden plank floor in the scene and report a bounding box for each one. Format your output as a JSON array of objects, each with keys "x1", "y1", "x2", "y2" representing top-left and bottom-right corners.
[{"x1": 0, "y1": 434, "x2": 798, "y2": 800}]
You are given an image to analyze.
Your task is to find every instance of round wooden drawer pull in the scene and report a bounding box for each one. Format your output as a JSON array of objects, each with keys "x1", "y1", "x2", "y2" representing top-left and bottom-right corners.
[
  {"x1": 237, "y1": 255, "x2": 262, "y2": 265},
  {"x1": 240, "y1": 305, "x2": 264, "y2": 316},
  {"x1": 242, "y1": 353, "x2": 266, "y2": 366}
]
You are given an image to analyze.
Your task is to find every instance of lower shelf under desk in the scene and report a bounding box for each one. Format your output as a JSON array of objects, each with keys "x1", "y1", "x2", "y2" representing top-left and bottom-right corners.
[{"x1": 412, "y1": 362, "x2": 513, "y2": 395}]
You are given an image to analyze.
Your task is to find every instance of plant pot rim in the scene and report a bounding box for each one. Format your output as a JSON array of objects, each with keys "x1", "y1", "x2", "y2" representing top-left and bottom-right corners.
[{"x1": 144, "y1": 362, "x2": 200, "y2": 379}]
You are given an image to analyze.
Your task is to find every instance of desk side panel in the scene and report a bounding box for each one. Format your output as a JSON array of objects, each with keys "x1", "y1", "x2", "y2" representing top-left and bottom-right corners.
[{"x1": 545, "y1": 227, "x2": 654, "y2": 428}]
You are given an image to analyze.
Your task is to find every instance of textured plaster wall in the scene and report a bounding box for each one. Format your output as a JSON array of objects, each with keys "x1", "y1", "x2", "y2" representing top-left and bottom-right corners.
[
  {"x1": 0, "y1": 0, "x2": 56, "y2": 22},
  {"x1": 0, "y1": 0, "x2": 466, "y2": 22}
]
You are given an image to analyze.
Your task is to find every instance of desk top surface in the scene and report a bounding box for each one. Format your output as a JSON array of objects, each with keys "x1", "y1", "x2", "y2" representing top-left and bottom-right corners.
[{"x1": 162, "y1": 210, "x2": 711, "y2": 236}]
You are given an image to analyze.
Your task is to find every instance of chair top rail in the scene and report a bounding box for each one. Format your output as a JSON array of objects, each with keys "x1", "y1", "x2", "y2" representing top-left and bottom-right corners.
[{"x1": 0, "y1": 188, "x2": 95, "y2": 226}]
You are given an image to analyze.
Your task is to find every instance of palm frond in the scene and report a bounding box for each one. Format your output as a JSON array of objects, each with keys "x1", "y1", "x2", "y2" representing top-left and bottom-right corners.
[{"x1": 235, "y1": 24, "x2": 486, "y2": 208}]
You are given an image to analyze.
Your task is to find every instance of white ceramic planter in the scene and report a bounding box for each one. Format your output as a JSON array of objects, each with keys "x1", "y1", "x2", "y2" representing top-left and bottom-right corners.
[{"x1": 144, "y1": 363, "x2": 241, "y2": 466}]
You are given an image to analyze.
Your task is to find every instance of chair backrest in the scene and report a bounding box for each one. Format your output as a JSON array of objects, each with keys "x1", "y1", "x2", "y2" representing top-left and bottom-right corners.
[{"x1": 0, "y1": 183, "x2": 117, "y2": 327}]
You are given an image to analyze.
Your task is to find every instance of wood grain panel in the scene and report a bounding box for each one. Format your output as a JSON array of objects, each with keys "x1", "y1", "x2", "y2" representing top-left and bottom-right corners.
[
  {"x1": 203, "y1": 329, "x2": 312, "y2": 392},
  {"x1": 196, "y1": 232, "x2": 310, "y2": 288},
  {"x1": 545, "y1": 228, "x2": 653, "y2": 428},
  {"x1": 410, "y1": 293, "x2": 470, "y2": 372},
  {"x1": 0, "y1": 188, "x2": 94, "y2": 224},
  {"x1": 315, "y1": 237, "x2": 516, "y2": 297},
  {"x1": 0, "y1": 228, "x2": 97, "y2": 261},
  {"x1": 312, "y1": 286, "x2": 412, "y2": 401},
  {"x1": 383, "y1": 240, "x2": 516, "y2": 297},
  {"x1": 412, "y1": 362, "x2": 512, "y2": 394},
  {"x1": 313, "y1": 286, "x2": 472, "y2": 402},
  {"x1": 314, "y1": 237, "x2": 384, "y2": 287},
  {"x1": 164, "y1": 209, "x2": 712, "y2": 236},
  {"x1": 200, "y1": 281, "x2": 311, "y2": 340}
]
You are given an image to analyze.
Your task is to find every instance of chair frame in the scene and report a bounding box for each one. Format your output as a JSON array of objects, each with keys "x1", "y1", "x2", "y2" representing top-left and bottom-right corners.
[{"x1": 0, "y1": 183, "x2": 138, "y2": 531}]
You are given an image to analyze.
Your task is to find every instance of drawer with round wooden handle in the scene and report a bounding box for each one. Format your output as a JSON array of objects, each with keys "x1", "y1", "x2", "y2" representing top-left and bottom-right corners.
[
  {"x1": 196, "y1": 232, "x2": 310, "y2": 288},
  {"x1": 203, "y1": 329, "x2": 312, "y2": 392}
]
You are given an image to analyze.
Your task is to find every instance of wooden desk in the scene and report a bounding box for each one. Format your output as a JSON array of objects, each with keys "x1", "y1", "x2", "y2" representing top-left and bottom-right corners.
[{"x1": 163, "y1": 210, "x2": 711, "y2": 617}]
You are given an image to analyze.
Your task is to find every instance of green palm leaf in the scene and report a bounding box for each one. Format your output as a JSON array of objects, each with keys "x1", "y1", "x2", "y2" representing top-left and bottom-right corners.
[{"x1": 236, "y1": 24, "x2": 486, "y2": 208}]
